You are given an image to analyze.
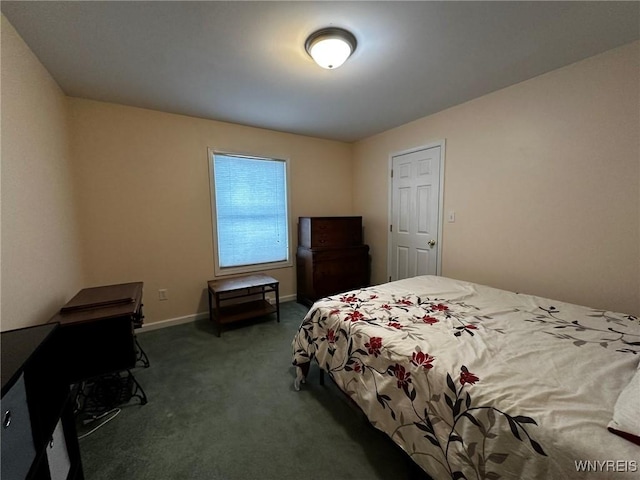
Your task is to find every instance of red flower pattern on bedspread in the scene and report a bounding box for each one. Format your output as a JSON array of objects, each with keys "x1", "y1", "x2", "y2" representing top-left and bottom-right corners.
[
  {"x1": 390, "y1": 364, "x2": 411, "y2": 389},
  {"x1": 325, "y1": 329, "x2": 337, "y2": 344},
  {"x1": 340, "y1": 294, "x2": 359, "y2": 304},
  {"x1": 411, "y1": 350, "x2": 435, "y2": 369},
  {"x1": 420, "y1": 315, "x2": 439, "y2": 325},
  {"x1": 365, "y1": 336, "x2": 383, "y2": 357},
  {"x1": 291, "y1": 286, "x2": 553, "y2": 479},
  {"x1": 459, "y1": 365, "x2": 479, "y2": 385},
  {"x1": 345, "y1": 310, "x2": 365, "y2": 322}
]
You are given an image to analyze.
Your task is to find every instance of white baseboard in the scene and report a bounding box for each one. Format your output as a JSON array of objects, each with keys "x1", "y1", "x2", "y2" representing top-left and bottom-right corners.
[
  {"x1": 139, "y1": 294, "x2": 297, "y2": 332},
  {"x1": 278, "y1": 293, "x2": 297, "y2": 303},
  {"x1": 139, "y1": 312, "x2": 207, "y2": 332}
]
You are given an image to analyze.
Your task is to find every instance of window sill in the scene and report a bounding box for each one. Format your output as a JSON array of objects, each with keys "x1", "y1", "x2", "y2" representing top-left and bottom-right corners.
[{"x1": 214, "y1": 260, "x2": 293, "y2": 277}]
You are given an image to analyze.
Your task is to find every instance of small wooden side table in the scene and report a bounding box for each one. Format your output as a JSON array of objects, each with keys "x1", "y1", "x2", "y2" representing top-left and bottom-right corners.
[{"x1": 207, "y1": 274, "x2": 280, "y2": 337}]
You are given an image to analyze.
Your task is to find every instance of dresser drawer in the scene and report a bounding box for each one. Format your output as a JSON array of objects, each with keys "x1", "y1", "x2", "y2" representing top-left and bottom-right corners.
[
  {"x1": 296, "y1": 245, "x2": 370, "y2": 304},
  {"x1": 313, "y1": 246, "x2": 369, "y2": 295},
  {"x1": 311, "y1": 245, "x2": 369, "y2": 264},
  {"x1": 298, "y1": 217, "x2": 363, "y2": 248},
  {"x1": 1, "y1": 372, "x2": 36, "y2": 480}
]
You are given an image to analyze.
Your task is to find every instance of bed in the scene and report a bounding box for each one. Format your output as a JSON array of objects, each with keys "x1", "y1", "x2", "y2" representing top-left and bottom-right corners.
[{"x1": 292, "y1": 275, "x2": 640, "y2": 479}]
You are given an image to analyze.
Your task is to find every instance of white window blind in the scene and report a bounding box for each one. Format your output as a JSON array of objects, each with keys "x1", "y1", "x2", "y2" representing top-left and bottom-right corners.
[{"x1": 212, "y1": 153, "x2": 289, "y2": 271}]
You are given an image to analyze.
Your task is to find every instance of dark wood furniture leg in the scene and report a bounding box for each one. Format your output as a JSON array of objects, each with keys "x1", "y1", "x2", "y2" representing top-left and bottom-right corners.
[
  {"x1": 275, "y1": 282, "x2": 280, "y2": 323},
  {"x1": 214, "y1": 290, "x2": 222, "y2": 337}
]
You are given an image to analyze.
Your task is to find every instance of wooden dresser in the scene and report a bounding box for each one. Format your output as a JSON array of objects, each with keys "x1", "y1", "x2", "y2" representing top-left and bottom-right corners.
[{"x1": 296, "y1": 217, "x2": 370, "y2": 306}]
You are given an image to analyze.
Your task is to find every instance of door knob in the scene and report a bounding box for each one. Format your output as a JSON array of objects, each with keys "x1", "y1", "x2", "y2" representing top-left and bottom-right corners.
[{"x1": 428, "y1": 239, "x2": 436, "y2": 247}]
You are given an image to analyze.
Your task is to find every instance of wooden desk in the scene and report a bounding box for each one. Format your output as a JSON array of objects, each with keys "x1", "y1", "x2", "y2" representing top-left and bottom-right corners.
[
  {"x1": 207, "y1": 274, "x2": 280, "y2": 336},
  {"x1": 49, "y1": 282, "x2": 147, "y2": 407}
]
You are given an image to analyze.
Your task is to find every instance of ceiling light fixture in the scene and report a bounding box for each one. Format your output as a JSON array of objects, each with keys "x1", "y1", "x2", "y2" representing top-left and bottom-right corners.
[{"x1": 305, "y1": 27, "x2": 357, "y2": 70}]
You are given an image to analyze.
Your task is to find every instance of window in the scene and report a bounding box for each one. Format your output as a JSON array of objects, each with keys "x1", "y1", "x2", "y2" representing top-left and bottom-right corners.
[{"x1": 209, "y1": 150, "x2": 291, "y2": 275}]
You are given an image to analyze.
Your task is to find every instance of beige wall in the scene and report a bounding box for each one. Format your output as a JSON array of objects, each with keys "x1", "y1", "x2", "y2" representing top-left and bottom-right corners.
[
  {"x1": 3, "y1": 10, "x2": 637, "y2": 331},
  {"x1": 354, "y1": 41, "x2": 640, "y2": 316},
  {"x1": 68, "y1": 99, "x2": 354, "y2": 325},
  {"x1": 1, "y1": 16, "x2": 85, "y2": 331}
]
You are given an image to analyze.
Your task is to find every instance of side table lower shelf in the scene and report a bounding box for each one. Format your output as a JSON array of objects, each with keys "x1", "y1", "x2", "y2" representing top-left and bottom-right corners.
[
  {"x1": 207, "y1": 274, "x2": 280, "y2": 337},
  {"x1": 217, "y1": 300, "x2": 277, "y2": 324}
]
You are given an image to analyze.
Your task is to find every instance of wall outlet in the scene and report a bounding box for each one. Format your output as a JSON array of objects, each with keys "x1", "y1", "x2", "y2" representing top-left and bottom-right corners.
[{"x1": 158, "y1": 289, "x2": 168, "y2": 301}]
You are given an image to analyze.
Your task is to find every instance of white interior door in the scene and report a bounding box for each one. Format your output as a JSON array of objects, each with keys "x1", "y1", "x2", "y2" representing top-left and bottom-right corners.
[{"x1": 389, "y1": 144, "x2": 443, "y2": 281}]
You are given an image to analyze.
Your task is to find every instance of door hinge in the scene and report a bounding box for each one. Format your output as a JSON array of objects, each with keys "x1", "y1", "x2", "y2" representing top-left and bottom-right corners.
[
  {"x1": 390, "y1": 169, "x2": 394, "y2": 178},
  {"x1": 389, "y1": 224, "x2": 393, "y2": 232},
  {"x1": 389, "y1": 276, "x2": 392, "y2": 282}
]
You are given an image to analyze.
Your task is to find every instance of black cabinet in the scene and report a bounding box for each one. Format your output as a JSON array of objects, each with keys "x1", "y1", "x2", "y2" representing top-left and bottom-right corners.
[
  {"x1": 49, "y1": 282, "x2": 148, "y2": 409},
  {"x1": 1, "y1": 324, "x2": 83, "y2": 480}
]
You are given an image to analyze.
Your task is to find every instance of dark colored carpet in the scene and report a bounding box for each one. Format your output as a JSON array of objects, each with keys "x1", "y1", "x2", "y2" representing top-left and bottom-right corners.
[{"x1": 77, "y1": 301, "x2": 429, "y2": 480}]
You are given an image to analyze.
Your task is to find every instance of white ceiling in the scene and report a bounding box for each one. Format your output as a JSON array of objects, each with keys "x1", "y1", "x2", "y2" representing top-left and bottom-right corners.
[{"x1": 2, "y1": 1, "x2": 638, "y2": 142}]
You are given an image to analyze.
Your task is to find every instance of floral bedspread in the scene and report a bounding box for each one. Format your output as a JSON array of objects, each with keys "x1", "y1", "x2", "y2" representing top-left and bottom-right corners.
[{"x1": 292, "y1": 276, "x2": 640, "y2": 479}]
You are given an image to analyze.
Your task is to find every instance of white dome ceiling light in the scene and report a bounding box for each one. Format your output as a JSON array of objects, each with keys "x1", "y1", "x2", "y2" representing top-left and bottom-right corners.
[{"x1": 305, "y1": 27, "x2": 357, "y2": 70}]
